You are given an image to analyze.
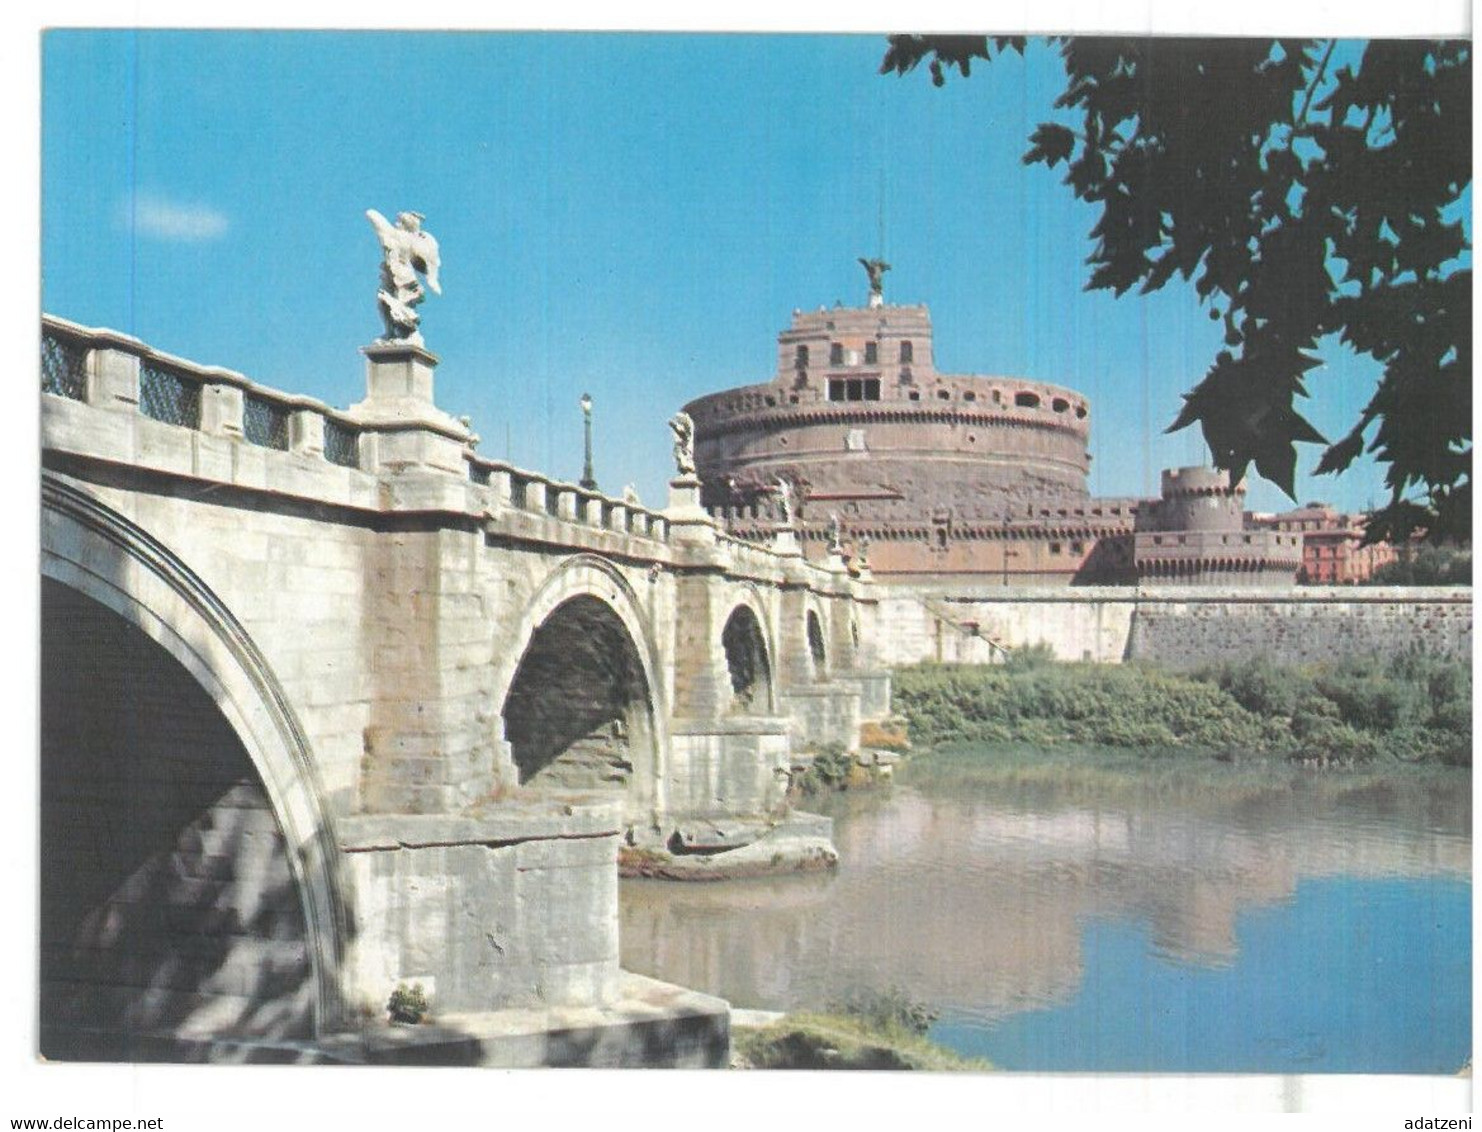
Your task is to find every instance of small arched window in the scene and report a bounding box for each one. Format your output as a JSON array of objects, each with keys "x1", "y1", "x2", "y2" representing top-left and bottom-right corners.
[
  {"x1": 806, "y1": 611, "x2": 827, "y2": 680},
  {"x1": 722, "y1": 606, "x2": 772, "y2": 713},
  {"x1": 899, "y1": 341, "x2": 914, "y2": 363}
]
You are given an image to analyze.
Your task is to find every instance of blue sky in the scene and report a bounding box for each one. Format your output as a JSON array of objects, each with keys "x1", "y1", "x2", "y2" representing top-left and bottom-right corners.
[{"x1": 40, "y1": 29, "x2": 1448, "y2": 513}]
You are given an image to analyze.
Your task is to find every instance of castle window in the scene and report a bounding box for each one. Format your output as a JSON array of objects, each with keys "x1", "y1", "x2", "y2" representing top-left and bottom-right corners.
[
  {"x1": 830, "y1": 377, "x2": 881, "y2": 402},
  {"x1": 899, "y1": 340, "x2": 914, "y2": 363},
  {"x1": 963, "y1": 390, "x2": 977, "y2": 402},
  {"x1": 899, "y1": 367, "x2": 912, "y2": 383},
  {"x1": 908, "y1": 391, "x2": 921, "y2": 401},
  {"x1": 937, "y1": 389, "x2": 951, "y2": 400},
  {"x1": 1050, "y1": 542, "x2": 1062, "y2": 555},
  {"x1": 795, "y1": 345, "x2": 809, "y2": 369},
  {"x1": 1071, "y1": 541, "x2": 1085, "y2": 554},
  {"x1": 1015, "y1": 391, "x2": 1040, "y2": 409},
  {"x1": 1052, "y1": 397, "x2": 1069, "y2": 413},
  {"x1": 830, "y1": 342, "x2": 844, "y2": 365},
  {"x1": 865, "y1": 341, "x2": 878, "y2": 364},
  {"x1": 993, "y1": 390, "x2": 1002, "y2": 404},
  {"x1": 1075, "y1": 405, "x2": 1087, "y2": 419}
]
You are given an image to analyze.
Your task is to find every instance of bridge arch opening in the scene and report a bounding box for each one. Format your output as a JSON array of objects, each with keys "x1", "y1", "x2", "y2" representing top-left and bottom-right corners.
[
  {"x1": 806, "y1": 609, "x2": 828, "y2": 680},
  {"x1": 502, "y1": 595, "x2": 657, "y2": 797},
  {"x1": 722, "y1": 604, "x2": 773, "y2": 712},
  {"x1": 40, "y1": 577, "x2": 316, "y2": 1058}
]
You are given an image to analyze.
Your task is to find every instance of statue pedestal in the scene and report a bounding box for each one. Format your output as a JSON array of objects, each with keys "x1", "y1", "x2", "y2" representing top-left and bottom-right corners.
[
  {"x1": 666, "y1": 475, "x2": 707, "y2": 518},
  {"x1": 666, "y1": 475, "x2": 717, "y2": 544},
  {"x1": 347, "y1": 341, "x2": 472, "y2": 477},
  {"x1": 770, "y1": 526, "x2": 802, "y2": 558},
  {"x1": 361, "y1": 340, "x2": 440, "y2": 404}
]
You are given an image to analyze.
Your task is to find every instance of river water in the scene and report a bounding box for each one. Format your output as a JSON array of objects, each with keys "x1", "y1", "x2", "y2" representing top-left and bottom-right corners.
[{"x1": 620, "y1": 753, "x2": 1471, "y2": 1073}]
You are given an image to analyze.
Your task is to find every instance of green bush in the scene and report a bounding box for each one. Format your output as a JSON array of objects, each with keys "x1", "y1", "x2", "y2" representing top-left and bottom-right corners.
[
  {"x1": 1199, "y1": 657, "x2": 1308, "y2": 718},
  {"x1": 387, "y1": 982, "x2": 428, "y2": 1025},
  {"x1": 830, "y1": 986, "x2": 940, "y2": 1037},
  {"x1": 892, "y1": 652, "x2": 1470, "y2": 768},
  {"x1": 792, "y1": 742, "x2": 857, "y2": 795},
  {"x1": 1368, "y1": 545, "x2": 1471, "y2": 586}
]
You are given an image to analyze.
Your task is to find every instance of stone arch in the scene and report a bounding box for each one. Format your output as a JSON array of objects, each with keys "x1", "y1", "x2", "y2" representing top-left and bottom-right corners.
[
  {"x1": 803, "y1": 600, "x2": 829, "y2": 682},
  {"x1": 720, "y1": 594, "x2": 775, "y2": 714},
  {"x1": 39, "y1": 476, "x2": 349, "y2": 1053},
  {"x1": 494, "y1": 555, "x2": 665, "y2": 824}
]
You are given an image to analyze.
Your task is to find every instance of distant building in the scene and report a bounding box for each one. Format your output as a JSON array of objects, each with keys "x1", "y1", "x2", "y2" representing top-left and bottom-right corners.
[
  {"x1": 686, "y1": 271, "x2": 1302, "y2": 589},
  {"x1": 684, "y1": 283, "x2": 1140, "y2": 585},
  {"x1": 1133, "y1": 468, "x2": 1302, "y2": 586},
  {"x1": 1262, "y1": 503, "x2": 1398, "y2": 584}
]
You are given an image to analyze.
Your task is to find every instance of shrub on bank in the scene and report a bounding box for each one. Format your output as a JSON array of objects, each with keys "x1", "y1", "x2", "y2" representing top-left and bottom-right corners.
[{"x1": 893, "y1": 650, "x2": 1471, "y2": 767}]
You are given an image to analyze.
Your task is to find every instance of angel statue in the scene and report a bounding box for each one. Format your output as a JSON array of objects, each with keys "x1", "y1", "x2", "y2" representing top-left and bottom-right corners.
[
  {"x1": 858, "y1": 256, "x2": 891, "y2": 305},
  {"x1": 773, "y1": 477, "x2": 795, "y2": 527},
  {"x1": 668, "y1": 412, "x2": 696, "y2": 477},
  {"x1": 826, "y1": 512, "x2": 845, "y2": 556},
  {"x1": 366, "y1": 209, "x2": 442, "y2": 344}
]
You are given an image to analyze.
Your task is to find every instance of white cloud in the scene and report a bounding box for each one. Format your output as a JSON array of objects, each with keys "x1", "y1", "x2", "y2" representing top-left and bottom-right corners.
[{"x1": 130, "y1": 195, "x2": 229, "y2": 242}]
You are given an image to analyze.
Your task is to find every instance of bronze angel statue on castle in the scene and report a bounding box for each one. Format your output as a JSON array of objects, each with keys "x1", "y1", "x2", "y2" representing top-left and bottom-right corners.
[{"x1": 366, "y1": 209, "x2": 442, "y2": 344}]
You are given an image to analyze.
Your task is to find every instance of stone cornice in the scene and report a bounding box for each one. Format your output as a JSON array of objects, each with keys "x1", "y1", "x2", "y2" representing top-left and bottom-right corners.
[{"x1": 693, "y1": 402, "x2": 1090, "y2": 441}]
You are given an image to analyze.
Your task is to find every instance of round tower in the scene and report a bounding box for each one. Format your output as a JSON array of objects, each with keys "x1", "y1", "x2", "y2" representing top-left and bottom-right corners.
[{"x1": 682, "y1": 264, "x2": 1146, "y2": 585}]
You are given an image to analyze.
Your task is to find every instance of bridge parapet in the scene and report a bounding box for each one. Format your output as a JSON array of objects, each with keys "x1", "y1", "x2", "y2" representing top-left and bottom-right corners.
[
  {"x1": 44, "y1": 315, "x2": 372, "y2": 471},
  {"x1": 43, "y1": 317, "x2": 884, "y2": 607}
]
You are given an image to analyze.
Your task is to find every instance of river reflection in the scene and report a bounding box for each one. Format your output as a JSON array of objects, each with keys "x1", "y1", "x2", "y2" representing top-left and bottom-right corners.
[{"x1": 620, "y1": 759, "x2": 1470, "y2": 1070}]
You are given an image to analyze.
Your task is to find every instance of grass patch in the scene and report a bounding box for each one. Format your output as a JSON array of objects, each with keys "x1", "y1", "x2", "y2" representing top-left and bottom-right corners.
[{"x1": 733, "y1": 1012, "x2": 989, "y2": 1071}]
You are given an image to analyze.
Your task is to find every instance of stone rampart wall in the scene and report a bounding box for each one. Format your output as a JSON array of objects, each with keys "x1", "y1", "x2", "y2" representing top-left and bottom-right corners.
[{"x1": 878, "y1": 585, "x2": 1472, "y2": 669}]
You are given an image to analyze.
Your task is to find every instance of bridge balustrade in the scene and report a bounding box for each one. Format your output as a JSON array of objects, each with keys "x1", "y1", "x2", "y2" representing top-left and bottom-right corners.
[{"x1": 42, "y1": 318, "x2": 368, "y2": 473}]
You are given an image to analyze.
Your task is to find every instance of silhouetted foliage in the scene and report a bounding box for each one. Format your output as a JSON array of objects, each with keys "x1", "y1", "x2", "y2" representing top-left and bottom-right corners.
[{"x1": 882, "y1": 36, "x2": 1471, "y2": 543}]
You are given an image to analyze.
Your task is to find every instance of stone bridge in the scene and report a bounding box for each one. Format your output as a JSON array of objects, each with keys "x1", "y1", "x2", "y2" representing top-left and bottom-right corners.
[{"x1": 39, "y1": 315, "x2": 891, "y2": 1064}]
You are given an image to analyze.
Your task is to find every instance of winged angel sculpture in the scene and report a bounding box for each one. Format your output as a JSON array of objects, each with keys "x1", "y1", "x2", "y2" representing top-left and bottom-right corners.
[{"x1": 366, "y1": 209, "x2": 442, "y2": 344}]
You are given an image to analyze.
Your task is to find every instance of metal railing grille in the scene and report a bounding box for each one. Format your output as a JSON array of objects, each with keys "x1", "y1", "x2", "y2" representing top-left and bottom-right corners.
[
  {"x1": 509, "y1": 478, "x2": 527, "y2": 510},
  {"x1": 244, "y1": 394, "x2": 290, "y2": 450},
  {"x1": 41, "y1": 333, "x2": 88, "y2": 401},
  {"x1": 139, "y1": 362, "x2": 202, "y2": 428},
  {"x1": 323, "y1": 419, "x2": 359, "y2": 468}
]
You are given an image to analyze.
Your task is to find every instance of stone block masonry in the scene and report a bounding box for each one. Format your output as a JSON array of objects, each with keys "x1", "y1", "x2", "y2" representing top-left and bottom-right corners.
[{"x1": 878, "y1": 585, "x2": 1471, "y2": 669}]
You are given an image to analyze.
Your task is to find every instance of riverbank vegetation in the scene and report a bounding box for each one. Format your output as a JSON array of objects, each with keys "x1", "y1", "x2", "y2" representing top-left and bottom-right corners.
[
  {"x1": 733, "y1": 989, "x2": 987, "y2": 1071},
  {"x1": 892, "y1": 648, "x2": 1471, "y2": 769}
]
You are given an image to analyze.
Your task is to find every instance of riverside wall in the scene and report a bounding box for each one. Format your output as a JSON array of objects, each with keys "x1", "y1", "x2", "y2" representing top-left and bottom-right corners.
[{"x1": 877, "y1": 585, "x2": 1472, "y2": 669}]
